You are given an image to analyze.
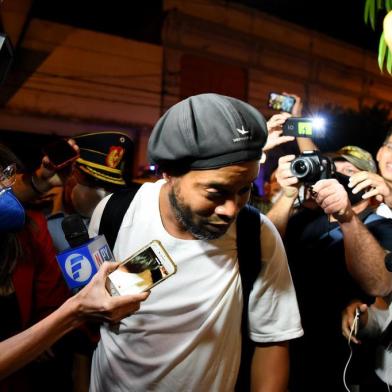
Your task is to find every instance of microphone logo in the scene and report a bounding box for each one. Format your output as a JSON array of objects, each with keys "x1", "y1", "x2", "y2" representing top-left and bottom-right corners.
[{"x1": 64, "y1": 253, "x2": 93, "y2": 282}]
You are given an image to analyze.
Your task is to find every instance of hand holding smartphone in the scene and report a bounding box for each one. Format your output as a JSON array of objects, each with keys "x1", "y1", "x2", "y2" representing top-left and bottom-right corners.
[
  {"x1": 42, "y1": 139, "x2": 80, "y2": 170},
  {"x1": 107, "y1": 240, "x2": 177, "y2": 296}
]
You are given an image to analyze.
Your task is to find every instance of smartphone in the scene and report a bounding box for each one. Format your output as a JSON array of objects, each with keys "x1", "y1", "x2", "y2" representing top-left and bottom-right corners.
[
  {"x1": 282, "y1": 117, "x2": 326, "y2": 139},
  {"x1": 268, "y1": 92, "x2": 296, "y2": 113},
  {"x1": 42, "y1": 139, "x2": 79, "y2": 170},
  {"x1": 107, "y1": 240, "x2": 177, "y2": 296}
]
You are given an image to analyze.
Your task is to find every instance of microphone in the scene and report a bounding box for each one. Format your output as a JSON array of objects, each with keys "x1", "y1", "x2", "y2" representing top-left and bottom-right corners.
[
  {"x1": 61, "y1": 214, "x2": 90, "y2": 248},
  {"x1": 56, "y1": 214, "x2": 115, "y2": 290}
]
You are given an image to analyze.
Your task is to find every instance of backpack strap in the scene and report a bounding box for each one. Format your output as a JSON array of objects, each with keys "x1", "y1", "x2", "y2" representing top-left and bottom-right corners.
[
  {"x1": 235, "y1": 204, "x2": 262, "y2": 391},
  {"x1": 98, "y1": 184, "x2": 140, "y2": 251}
]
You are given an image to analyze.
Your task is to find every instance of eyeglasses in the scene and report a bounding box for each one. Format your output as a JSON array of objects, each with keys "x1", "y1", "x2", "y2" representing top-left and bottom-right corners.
[{"x1": 0, "y1": 163, "x2": 17, "y2": 189}]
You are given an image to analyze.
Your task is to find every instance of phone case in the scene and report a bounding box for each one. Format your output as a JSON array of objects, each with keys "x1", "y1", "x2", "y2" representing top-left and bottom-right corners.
[{"x1": 107, "y1": 240, "x2": 177, "y2": 296}]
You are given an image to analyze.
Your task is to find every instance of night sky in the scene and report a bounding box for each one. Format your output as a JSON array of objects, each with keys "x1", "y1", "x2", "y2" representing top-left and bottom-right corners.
[{"x1": 31, "y1": 0, "x2": 383, "y2": 53}]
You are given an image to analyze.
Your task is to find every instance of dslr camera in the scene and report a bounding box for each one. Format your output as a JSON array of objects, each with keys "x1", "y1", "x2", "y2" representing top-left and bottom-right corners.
[{"x1": 290, "y1": 150, "x2": 335, "y2": 184}]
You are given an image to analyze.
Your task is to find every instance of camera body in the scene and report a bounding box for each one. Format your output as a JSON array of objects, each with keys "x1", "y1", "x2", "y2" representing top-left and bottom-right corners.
[{"x1": 290, "y1": 150, "x2": 335, "y2": 184}]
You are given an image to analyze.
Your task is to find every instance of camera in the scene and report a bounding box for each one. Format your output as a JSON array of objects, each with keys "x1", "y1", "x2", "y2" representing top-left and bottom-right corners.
[
  {"x1": 283, "y1": 117, "x2": 326, "y2": 139},
  {"x1": 290, "y1": 150, "x2": 335, "y2": 184}
]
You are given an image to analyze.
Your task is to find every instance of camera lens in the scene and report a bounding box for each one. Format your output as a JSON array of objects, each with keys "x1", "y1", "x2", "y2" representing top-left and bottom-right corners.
[
  {"x1": 291, "y1": 158, "x2": 311, "y2": 178},
  {"x1": 292, "y1": 160, "x2": 308, "y2": 176}
]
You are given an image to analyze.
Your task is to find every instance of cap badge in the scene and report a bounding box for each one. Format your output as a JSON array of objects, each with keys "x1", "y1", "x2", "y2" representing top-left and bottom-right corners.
[
  {"x1": 236, "y1": 125, "x2": 249, "y2": 135},
  {"x1": 106, "y1": 146, "x2": 124, "y2": 168}
]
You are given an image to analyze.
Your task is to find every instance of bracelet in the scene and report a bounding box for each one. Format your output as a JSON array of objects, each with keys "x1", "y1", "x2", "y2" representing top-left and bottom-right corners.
[{"x1": 30, "y1": 174, "x2": 46, "y2": 195}]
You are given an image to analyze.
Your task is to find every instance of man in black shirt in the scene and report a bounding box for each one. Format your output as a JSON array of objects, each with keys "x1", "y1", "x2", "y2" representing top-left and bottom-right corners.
[{"x1": 268, "y1": 146, "x2": 392, "y2": 391}]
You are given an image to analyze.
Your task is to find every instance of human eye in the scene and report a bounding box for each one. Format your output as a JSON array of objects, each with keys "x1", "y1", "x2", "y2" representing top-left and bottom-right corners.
[
  {"x1": 238, "y1": 185, "x2": 252, "y2": 196},
  {"x1": 345, "y1": 168, "x2": 356, "y2": 176}
]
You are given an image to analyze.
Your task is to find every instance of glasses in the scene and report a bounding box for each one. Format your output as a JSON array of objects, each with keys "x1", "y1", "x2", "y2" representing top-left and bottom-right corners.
[{"x1": 0, "y1": 163, "x2": 17, "y2": 189}]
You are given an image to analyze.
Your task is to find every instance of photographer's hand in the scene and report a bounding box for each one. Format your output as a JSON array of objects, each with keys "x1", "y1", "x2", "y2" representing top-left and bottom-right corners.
[
  {"x1": 264, "y1": 113, "x2": 295, "y2": 153},
  {"x1": 275, "y1": 154, "x2": 300, "y2": 199},
  {"x1": 282, "y1": 92, "x2": 303, "y2": 117},
  {"x1": 311, "y1": 179, "x2": 354, "y2": 222},
  {"x1": 349, "y1": 171, "x2": 392, "y2": 203}
]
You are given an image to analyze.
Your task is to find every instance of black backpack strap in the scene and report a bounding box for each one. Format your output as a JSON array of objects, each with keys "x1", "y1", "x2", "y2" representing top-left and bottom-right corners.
[
  {"x1": 235, "y1": 204, "x2": 262, "y2": 392},
  {"x1": 98, "y1": 183, "x2": 140, "y2": 251}
]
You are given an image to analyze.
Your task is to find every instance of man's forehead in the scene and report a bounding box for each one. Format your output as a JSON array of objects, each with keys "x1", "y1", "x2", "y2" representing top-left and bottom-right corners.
[
  {"x1": 184, "y1": 162, "x2": 259, "y2": 183},
  {"x1": 334, "y1": 160, "x2": 360, "y2": 172}
]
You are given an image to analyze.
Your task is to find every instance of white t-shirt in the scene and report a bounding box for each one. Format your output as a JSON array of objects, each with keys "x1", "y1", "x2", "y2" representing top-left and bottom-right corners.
[{"x1": 89, "y1": 180, "x2": 303, "y2": 392}]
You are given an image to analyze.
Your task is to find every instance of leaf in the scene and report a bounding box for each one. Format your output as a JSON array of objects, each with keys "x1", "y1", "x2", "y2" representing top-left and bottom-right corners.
[
  {"x1": 370, "y1": 0, "x2": 376, "y2": 29},
  {"x1": 387, "y1": 47, "x2": 392, "y2": 74},
  {"x1": 377, "y1": 0, "x2": 383, "y2": 9},
  {"x1": 364, "y1": 0, "x2": 371, "y2": 24},
  {"x1": 387, "y1": 0, "x2": 392, "y2": 12},
  {"x1": 379, "y1": 32, "x2": 387, "y2": 70}
]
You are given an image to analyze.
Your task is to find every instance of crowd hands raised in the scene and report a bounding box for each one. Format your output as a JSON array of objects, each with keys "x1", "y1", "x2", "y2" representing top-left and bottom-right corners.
[{"x1": 261, "y1": 92, "x2": 392, "y2": 390}]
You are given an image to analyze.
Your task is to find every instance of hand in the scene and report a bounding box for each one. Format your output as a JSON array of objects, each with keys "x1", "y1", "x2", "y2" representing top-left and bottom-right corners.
[
  {"x1": 37, "y1": 139, "x2": 79, "y2": 189},
  {"x1": 311, "y1": 178, "x2": 354, "y2": 222},
  {"x1": 276, "y1": 154, "x2": 300, "y2": 198},
  {"x1": 349, "y1": 171, "x2": 391, "y2": 203},
  {"x1": 264, "y1": 113, "x2": 295, "y2": 152},
  {"x1": 341, "y1": 301, "x2": 368, "y2": 344},
  {"x1": 283, "y1": 92, "x2": 303, "y2": 117},
  {"x1": 72, "y1": 262, "x2": 150, "y2": 324}
]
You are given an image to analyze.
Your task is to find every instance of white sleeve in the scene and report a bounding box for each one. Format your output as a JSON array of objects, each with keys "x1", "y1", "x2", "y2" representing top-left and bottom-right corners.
[
  {"x1": 248, "y1": 214, "x2": 304, "y2": 343},
  {"x1": 88, "y1": 194, "x2": 112, "y2": 238},
  {"x1": 360, "y1": 295, "x2": 392, "y2": 338}
]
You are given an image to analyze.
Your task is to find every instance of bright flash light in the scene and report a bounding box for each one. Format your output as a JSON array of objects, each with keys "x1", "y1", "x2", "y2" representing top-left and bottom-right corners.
[
  {"x1": 312, "y1": 117, "x2": 325, "y2": 130},
  {"x1": 149, "y1": 165, "x2": 156, "y2": 171}
]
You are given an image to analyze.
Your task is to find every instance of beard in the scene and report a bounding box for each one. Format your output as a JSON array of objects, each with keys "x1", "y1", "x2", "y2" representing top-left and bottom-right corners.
[{"x1": 168, "y1": 185, "x2": 229, "y2": 240}]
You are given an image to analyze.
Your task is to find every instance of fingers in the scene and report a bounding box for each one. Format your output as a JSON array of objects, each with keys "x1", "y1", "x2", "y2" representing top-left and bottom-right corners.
[
  {"x1": 99, "y1": 261, "x2": 121, "y2": 275},
  {"x1": 349, "y1": 172, "x2": 390, "y2": 199},
  {"x1": 312, "y1": 179, "x2": 353, "y2": 219},
  {"x1": 267, "y1": 113, "x2": 291, "y2": 132},
  {"x1": 102, "y1": 291, "x2": 150, "y2": 323}
]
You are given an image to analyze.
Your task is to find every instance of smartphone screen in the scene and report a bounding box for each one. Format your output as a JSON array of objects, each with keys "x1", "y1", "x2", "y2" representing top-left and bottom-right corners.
[
  {"x1": 108, "y1": 240, "x2": 177, "y2": 296},
  {"x1": 268, "y1": 92, "x2": 296, "y2": 113},
  {"x1": 42, "y1": 139, "x2": 79, "y2": 169}
]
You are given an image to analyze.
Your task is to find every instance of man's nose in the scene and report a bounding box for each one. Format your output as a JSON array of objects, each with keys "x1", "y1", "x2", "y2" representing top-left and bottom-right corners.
[{"x1": 215, "y1": 197, "x2": 242, "y2": 220}]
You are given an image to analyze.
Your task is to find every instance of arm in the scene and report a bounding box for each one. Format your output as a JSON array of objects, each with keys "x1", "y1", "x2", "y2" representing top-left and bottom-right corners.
[
  {"x1": 312, "y1": 179, "x2": 392, "y2": 296},
  {"x1": 296, "y1": 137, "x2": 318, "y2": 153},
  {"x1": 266, "y1": 154, "x2": 299, "y2": 237},
  {"x1": 251, "y1": 342, "x2": 289, "y2": 392},
  {"x1": 0, "y1": 262, "x2": 149, "y2": 380},
  {"x1": 340, "y1": 215, "x2": 392, "y2": 297}
]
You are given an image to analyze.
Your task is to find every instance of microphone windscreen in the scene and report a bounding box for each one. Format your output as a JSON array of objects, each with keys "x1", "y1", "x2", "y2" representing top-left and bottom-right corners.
[{"x1": 61, "y1": 214, "x2": 90, "y2": 248}]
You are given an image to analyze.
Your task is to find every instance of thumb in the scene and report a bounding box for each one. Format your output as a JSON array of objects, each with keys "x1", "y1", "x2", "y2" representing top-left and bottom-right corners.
[
  {"x1": 99, "y1": 261, "x2": 121, "y2": 276},
  {"x1": 359, "y1": 304, "x2": 368, "y2": 313}
]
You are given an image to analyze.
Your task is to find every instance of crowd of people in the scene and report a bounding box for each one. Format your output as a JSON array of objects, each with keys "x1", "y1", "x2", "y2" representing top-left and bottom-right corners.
[{"x1": 1, "y1": 90, "x2": 392, "y2": 392}]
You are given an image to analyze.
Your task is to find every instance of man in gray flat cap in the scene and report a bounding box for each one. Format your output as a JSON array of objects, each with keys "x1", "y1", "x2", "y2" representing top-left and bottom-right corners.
[{"x1": 88, "y1": 93, "x2": 303, "y2": 391}]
